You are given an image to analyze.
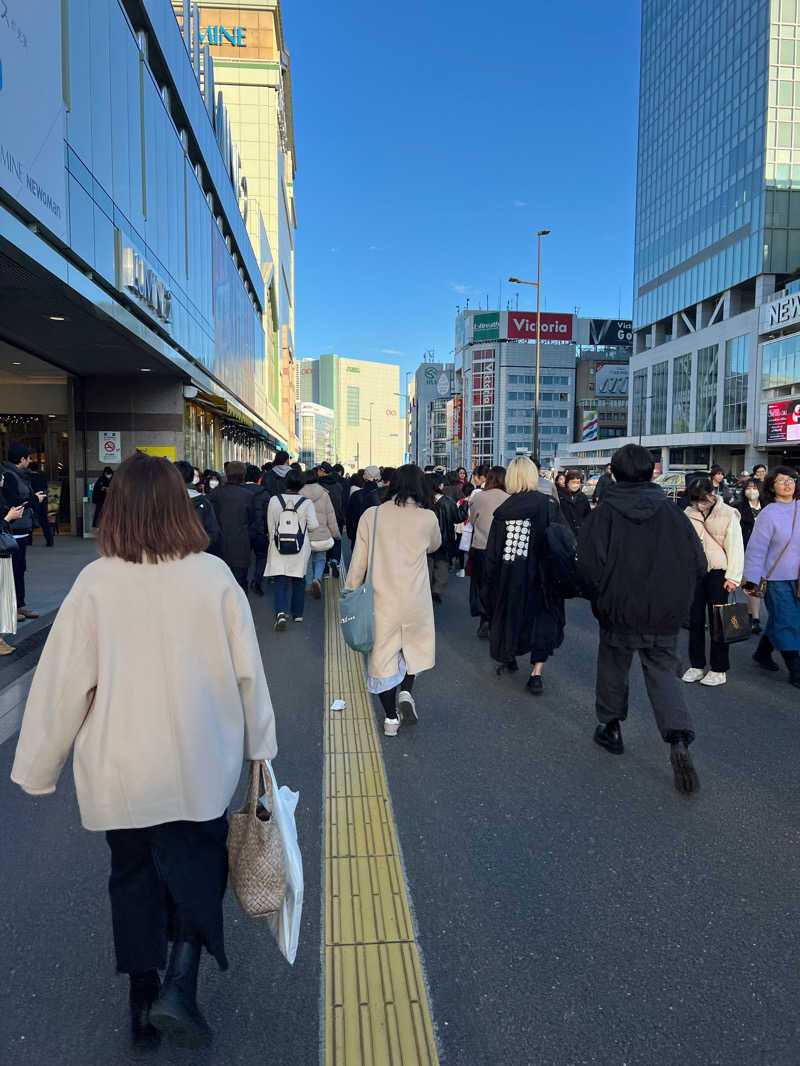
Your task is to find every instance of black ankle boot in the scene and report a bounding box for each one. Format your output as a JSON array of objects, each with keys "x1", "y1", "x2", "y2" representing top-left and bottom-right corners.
[
  {"x1": 669, "y1": 734, "x2": 700, "y2": 794},
  {"x1": 149, "y1": 940, "x2": 212, "y2": 1049},
  {"x1": 594, "y1": 720, "x2": 624, "y2": 754},
  {"x1": 753, "y1": 635, "x2": 780, "y2": 671},
  {"x1": 129, "y1": 970, "x2": 161, "y2": 1053}
]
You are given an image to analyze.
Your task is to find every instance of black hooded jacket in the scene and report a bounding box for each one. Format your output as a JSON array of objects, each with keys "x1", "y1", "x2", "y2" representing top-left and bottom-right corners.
[{"x1": 577, "y1": 481, "x2": 706, "y2": 636}]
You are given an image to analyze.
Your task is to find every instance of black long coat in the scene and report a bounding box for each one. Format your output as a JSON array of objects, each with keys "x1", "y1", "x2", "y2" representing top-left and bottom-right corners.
[
  {"x1": 208, "y1": 483, "x2": 255, "y2": 569},
  {"x1": 484, "y1": 491, "x2": 567, "y2": 664}
]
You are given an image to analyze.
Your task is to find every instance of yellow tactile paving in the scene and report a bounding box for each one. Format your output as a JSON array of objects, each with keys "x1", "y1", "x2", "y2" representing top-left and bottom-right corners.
[{"x1": 323, "y1": 581, "x2": 440, "y2": 1066}]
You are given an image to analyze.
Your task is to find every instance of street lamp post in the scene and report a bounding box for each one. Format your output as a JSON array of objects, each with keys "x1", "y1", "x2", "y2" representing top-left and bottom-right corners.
[
  {"x1": 360, "y1": 402, "x2": 375, "y2": 465},
  {"x1": 510, "y1": 228, "x2": 551, "y2": 463}
]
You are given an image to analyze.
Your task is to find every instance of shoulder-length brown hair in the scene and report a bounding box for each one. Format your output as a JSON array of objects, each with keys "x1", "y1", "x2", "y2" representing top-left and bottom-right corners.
[{"x1": 98, "y1": 452, "x2": 209, "y2": 563}]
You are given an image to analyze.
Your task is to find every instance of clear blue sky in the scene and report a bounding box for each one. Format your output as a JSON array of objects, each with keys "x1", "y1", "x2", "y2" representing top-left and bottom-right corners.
[{"x1": 285, "y1": 0, "x2": 641, "y2": 380}]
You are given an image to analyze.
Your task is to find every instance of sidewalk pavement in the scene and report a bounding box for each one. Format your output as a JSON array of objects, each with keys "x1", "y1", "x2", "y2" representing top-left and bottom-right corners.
[{"x1": 0, "y1": 538, "x2": 98, "y2": 745}]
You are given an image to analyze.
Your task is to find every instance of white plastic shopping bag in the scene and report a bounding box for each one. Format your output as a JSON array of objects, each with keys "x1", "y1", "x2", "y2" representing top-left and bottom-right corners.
[{"x1": 262, "y1": 761, "x2": 304, "y2": 964}]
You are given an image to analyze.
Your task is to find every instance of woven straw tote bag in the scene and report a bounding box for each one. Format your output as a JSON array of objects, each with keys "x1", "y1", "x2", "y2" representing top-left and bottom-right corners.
[{"x1": 229, "y1": 760, "x2": 287, "y2": 918}]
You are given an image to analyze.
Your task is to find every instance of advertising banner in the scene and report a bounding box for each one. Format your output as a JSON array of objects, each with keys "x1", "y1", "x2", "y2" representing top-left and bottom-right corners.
[
  {"x1": 136, "y1": 446, "x2": 178, "y2": 461},
  {"x1": 581, "y1": 411, "x2": 599, "y2": 441},
  {"x1": 446, "y1": 400, "x2": 454, "y2": 439},
  {"x1": 473, "y1": 312, "x2": 500, "y2": 343},
  {"x1": 589, "y1": 319, "x2": 633, "y2": 347},
  {"x1": 767, "y1": 400, "x2": 800, "y2": 442},
  {"x1": 0, "y1": 0, "x2": 67, "y2": 240},
  {"x1": 507, "y1": 312, "x2": 573, "y2": 342},
  {"x1": 99, "y1": 431, "x2": 122, "y2": 464},
  {"x1": 595, "y1": 363, "x2": 629, "y2": 397},
  {"x1": 437, "y1": 371, "x2": 451, "y2": 398},
  {"x1": 453, "y1": 395, "x2": 463, "y2": 445}
]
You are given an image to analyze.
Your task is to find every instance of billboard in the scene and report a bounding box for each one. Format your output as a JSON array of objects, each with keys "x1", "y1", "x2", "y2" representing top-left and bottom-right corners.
[
  {"x1": 0, "y1": 0, "x2": 67, "y2": 240},
  {"x1": 767, "y1": 400, "x2": 800, "y2": 442},
  {"x1": 581, "y1": 411, "x2": 599, "y2": 441},
  {"x1": 589, "y1": 319, "x2": 633, "y2": 347},
  {"x1": 508, "y1": 312, "x2": 573, "y2": 342},
  {"x1": 473, "y1": 312, "x2": 500, "y2": 343},
  {"x1": 595, "y1": 363, "x2": 629, "y2": 397}
]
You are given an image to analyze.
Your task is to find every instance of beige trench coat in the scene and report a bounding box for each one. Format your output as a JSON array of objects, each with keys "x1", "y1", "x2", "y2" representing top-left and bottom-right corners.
[{"x1": 345, "y1": 500, "x2": 441, "y2": 679}]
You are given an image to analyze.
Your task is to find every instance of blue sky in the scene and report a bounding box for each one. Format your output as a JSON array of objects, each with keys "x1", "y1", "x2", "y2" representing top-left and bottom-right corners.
[{"x1": 285, "y1": 0, "x2": 641, "y2": 379}]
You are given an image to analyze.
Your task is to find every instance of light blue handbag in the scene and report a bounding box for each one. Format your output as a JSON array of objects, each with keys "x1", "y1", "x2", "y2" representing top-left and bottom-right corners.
[{"x1": 339, "y1": 508, "x2": 378, "y2": 653}]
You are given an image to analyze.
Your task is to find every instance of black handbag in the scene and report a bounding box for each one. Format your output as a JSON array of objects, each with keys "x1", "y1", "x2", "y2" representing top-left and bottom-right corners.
[
  {"x1": 0, "y1": 531, "x2": 19, "y2": 554},
  {"x1": 711, "y1": 595, "x2": 750, "y2": 644}
]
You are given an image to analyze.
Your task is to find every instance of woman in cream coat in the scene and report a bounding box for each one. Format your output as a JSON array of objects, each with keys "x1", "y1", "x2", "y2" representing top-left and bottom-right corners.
[
  {"x1": 683, "y1": 476, "x2": 744, "y2": 687},
  {"x1": 345, "y1": 464, "x2": 441, "y2": 737},
  {"x1": 265, "y1": 465, "x2": 319, "y2": 628},
  {"x1": 11, "y1": 452, "x2": 277, "y2": 1052}
]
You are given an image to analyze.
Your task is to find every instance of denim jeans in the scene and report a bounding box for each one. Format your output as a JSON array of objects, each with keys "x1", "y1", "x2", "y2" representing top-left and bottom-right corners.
[
  {"x1": 273, "y1": 575, "x2": 305, "y2": 617},
  {"x1": 306, "y1": 550, "x2": 327, "y2": 584}
]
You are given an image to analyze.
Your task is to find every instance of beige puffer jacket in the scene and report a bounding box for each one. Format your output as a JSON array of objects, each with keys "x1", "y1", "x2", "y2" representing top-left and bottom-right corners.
[
  {"x1": 300, "y1": 482, "x2": 341, "y2": 547},
  {"x1": 685, "y1": 499, "x2": 744, "y2": 584}
]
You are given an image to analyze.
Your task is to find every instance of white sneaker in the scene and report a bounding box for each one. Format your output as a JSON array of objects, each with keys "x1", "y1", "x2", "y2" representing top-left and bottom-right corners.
[
  {"x1": 700, "y1": 671, "x2": 727, "y2": 686},
  {"x1": 383, "y1": 717, "x2": 400, "y2": 737},
  {"x1": 398, "y1": 690, "x2": 418, "y2": 724},
  {"x1": 681, "y1": 668, "x2": 705, "y2": 683},
  {"x1": 293, "y1": 616, "x2": 303, "y2": 623},
  {"x1": 274, "y1": 612, "x2": 288, "y2": 632}
]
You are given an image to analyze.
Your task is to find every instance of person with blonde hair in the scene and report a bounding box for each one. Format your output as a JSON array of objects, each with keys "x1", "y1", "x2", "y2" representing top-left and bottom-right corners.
[{"x1": 483, "y1": 456, "x2": 570, "y2": 696}]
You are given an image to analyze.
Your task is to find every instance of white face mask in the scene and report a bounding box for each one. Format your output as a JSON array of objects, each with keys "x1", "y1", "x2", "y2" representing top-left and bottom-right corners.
[
  {"x1": 192, "y1": 475, "x2": 200, "y2": 486},
  {"x1": 745, "y1": 488, "x2": 760, "y2": 501},
  {"x1": 208, "y1": 479, "x2": 219, "y2": 490}
]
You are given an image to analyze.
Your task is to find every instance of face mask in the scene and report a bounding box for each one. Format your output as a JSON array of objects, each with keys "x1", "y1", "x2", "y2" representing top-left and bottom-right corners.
[
  {"x1": 192, "y1": 475, "x2": 200, "y2": 486},
  {"x1": 208, "y1": 479, "x2": 219, "y2": 489},
  {"x1": 745, "y1": 489, "x2": 760, "y2": 501}
]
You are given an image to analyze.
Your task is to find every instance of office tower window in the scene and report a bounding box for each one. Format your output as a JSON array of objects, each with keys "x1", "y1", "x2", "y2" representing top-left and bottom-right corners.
[
  {"x1": 695, "y1": 344, "x2": 719, "y2": 432},
  {"x1": 762, "y1": 332, "x2": 800, "y2": 389},
  {"x1": 671, "y1": 354, "x2": 692, "y2": 433},
  {"x1": 650, "y1": 360, "x2": 668, "y2": 435},
  {"x1": 723, "y1": 335, "x2": 749, "y2": 430},
  {"x1": 632, "y1": 368, "x2": 648, "y2": 438},
  {"x1": 346, "y1": 386, "x2": 360, "y2": 427}
]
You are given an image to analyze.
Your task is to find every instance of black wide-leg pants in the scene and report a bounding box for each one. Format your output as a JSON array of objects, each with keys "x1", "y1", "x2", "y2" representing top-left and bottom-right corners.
[{"x1": 105, "y1": 813, "x2": 229, "y2": 974}]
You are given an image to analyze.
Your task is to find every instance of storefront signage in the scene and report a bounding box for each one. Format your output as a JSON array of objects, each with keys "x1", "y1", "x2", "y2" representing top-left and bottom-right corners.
[
  {"x1": 589, "y1": 319, "x2": 633, "y2": 347},
  {"x1": 115, "y1": 231, "x2": 172, "y2": 324},
  {"x1": 595, "y1": 363, "x2": 629, "y2": 397},
  {"x1": 473, "y1": 312, "x2": 500, "y2": 342},
  {"x1": 761, "y1": 292, "x2": 800, "y2": 333},
  {"x1": 507, "y1": 312, "x2": 573, "y2": 342},
  {"x1": 345, "y1": 366, "x2": 361, "y2": 374},
  {"x1": 766, "y1": 399, "x2": 800, "y2": 442},
  {"x1": 0, "y1": 0, "x2": 68, "y2": 240},
  {"x1": 199, "y1": 26, "x2": 247, "y2": 47},
  {"x1": 99, "y1": 431, "x2": 121, "y2": 464}
]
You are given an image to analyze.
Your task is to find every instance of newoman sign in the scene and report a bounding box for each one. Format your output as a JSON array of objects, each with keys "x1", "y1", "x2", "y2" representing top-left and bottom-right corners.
[{"x1": 760, "y1": 291, "x2": 800, "y2": 333}]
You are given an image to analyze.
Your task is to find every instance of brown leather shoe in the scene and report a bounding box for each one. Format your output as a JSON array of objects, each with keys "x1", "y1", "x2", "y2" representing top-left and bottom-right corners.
[
  {"x1": 18, "y1": 607, "x2": 39, "y2": 619},
  {"x1": 0, "y1": 638, "x2": 15, "y2": 656}
]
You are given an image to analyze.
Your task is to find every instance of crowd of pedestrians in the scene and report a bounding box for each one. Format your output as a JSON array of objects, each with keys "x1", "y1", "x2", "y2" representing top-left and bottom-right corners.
[{"x1": 4, "y1": 438, "x2": 799, "y2": 1051}]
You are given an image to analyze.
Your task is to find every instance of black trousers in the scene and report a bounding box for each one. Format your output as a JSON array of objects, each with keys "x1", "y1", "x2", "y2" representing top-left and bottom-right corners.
[
  {"x1": 11, "y1": 538, "x2": 27, "y2": 607},
  {"x1": 596, "y1": 630, "x2": 694, "y2": 742},
  {"x1": 469, "y1": 548, "x2": 488, "y2": 621},
  {"x1": 105, "y1": 814, "x2": 229, "y2": 975},
  {"x1": 688, "y1": 569, "x2": 730, "y2": 673}
]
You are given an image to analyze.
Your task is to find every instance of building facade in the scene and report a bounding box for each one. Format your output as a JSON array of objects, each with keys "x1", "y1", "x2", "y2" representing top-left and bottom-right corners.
[
  {"x1": 409, "y1": 363, "x2": 459, "y2": 468},
  {"x1": 174, "y1": 0, "x2": 298, "y2": 452},
  {"x1": 296, "y1": 355, "x2": 403, "y2": 470},
  {"x1": 296, "y1": 402, "x2": 334, "y2": 468},
  {"x1": 0, "y1": 0, "x2": 286, "y2": 533}
]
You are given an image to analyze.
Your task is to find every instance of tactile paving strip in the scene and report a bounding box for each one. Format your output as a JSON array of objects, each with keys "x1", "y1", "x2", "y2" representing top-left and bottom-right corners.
[{"x1": 323, "y1": 581, "x2": 439, "y2": 1066}]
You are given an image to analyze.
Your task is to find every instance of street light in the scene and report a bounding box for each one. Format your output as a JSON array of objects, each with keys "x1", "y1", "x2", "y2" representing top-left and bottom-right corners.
[
  {"x1": 360, "y1": 402, "x2": 375, "y2": 465},
  {"x1": 509, "y1": 228, "x2": 551, "y2": 462}
]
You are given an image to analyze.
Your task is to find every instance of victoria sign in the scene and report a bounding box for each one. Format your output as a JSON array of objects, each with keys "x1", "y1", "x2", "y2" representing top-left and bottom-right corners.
[{"x1": 507, "y1": 312, "x2": 573, "y2": 342}]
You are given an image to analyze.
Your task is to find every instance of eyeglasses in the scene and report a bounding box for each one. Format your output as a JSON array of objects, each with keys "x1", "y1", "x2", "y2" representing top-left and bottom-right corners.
[{"x1": 774, "y1": 477, "x2": 797, "y2": 486}]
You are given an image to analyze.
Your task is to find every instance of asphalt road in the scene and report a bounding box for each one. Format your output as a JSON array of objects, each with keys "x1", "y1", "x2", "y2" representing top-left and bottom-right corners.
[{"x1": 2, "y1": 573, "x2": 799, "y2": 1066}]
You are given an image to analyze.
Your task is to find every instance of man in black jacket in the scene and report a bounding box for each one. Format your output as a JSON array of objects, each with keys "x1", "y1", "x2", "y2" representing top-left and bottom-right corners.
[
  {"x1": 243, "y1": 463, "x2": 269, "y2": 594},
  {"x1": 260, "y1": 450, "x2": 292, "y2": 498},
  {"x1": 208, "y1": 461, "x2": 255, "y2": 594},
  {"x1": 319, "y1": 462, "x2": 347, "y2": 576},
  {"x1": 577, "y1": 444, "x2": 707, "y2": 794},
  {"x1": 427, "y1": 472, "x2": 459, "y2": 604},
  {"x1": 591, "y1": 463, "x2": 613, "y2": 505},
  {"x1": 346, "y1": 466, "x2": 381, "y2": 542},
  {"x1": 175, "y1": 461, "x2": 222, "y2": 557},
  {"x1": 1, "y1": 444, "x2": 45, "y2": 620}
]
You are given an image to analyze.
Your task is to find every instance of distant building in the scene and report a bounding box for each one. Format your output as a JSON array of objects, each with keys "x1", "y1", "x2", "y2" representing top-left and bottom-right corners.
[
  {"x1": 574, "y1": 354, "x2": 629, "y2": 445},
  {"x1": 296, "y1": 355, "x2": 403, "y2": 470},
  {"x1": 296, "y1": 402, "x2": 334, "y2": 468},
  {"x1": 409, "y1": 363, "x2": 458, "y2": 468}
]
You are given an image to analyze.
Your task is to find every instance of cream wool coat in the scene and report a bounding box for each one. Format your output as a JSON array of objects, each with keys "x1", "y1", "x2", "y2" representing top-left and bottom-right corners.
[
  {"x1": 264, "y1": 492, "x2": 319, "y2": 578},
  {"x1": 11, "y1": 553, "x2": 277, "y2": 831},
  {"x1": 345, "y1": 500, "x2": 441, "y2": 679}
]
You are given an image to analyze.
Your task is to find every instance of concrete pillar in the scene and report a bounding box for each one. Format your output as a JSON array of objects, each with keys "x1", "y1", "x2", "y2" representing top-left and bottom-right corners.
[{"x1": 755, "y1": 274, "x2": 777, "y2": 305}]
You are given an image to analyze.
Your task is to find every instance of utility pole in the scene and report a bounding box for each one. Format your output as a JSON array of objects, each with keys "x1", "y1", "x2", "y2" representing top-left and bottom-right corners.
[{"x1": 509, "y1": 228, "x2": 551, "y2": 462}]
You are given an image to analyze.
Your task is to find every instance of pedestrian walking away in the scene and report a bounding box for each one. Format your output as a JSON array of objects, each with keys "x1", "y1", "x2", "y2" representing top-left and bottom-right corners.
[
  {"x1": 467, "y1": 465, "x2": 508, "y2": 637},
  {"x1": 259, "y1": 449, "x2": 292, "y2": 498},
  {"x1": 1, "y1": 443, "x2": 44, "y2": 621},
  {"x1": 683, "y1": 477, "x2": 744, "y2": 687},
  {"x1": 484, "y1": 456, "x2": 570, "y2": 698},
  {"x1": 318, "y1": 462, "x2": 348, "y2": 576},
  {"x1": 344, "y1": 465, "x2": 440, "y2": 737},
  {"x1": 301, "y1": 467, "x2": 341, "y2": 599},
  {"x1": 345, "y1": 465, "x2": 381, "y2": 542},
  {"x1": 557, "y1": 469, "x2": 591, "y2": 539},
  {"x1": 209, "y1": 462, "x2": 256, "y2": 595},
  {"x1": 734, "y1": 477, "x2": 764, "y2": 633},
  {"x1": 265, "y1": 466, "x2": 319, "y2": 628},
  {"x1": 428, "y1": 472, "x2": 459, "y2": 603},
  {"x1": 577, "y1": 443, "x2": 707, "y2": 794},
  {"x1": 742, "y1": 466, "x2": 800, "y2": 688},
  {"x1": 242, "y1": 463, "x2": 270, "y2": 595},
  {"x1": 10, "y1": 452, "x2": 277, "y2": 1052}
]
